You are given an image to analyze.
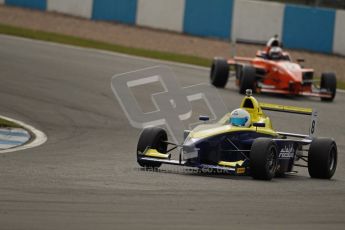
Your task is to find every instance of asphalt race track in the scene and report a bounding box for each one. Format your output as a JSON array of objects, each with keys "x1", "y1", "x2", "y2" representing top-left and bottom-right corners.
[{"x1": 0, "y1": 35, "x2": 345, "y2": 230}]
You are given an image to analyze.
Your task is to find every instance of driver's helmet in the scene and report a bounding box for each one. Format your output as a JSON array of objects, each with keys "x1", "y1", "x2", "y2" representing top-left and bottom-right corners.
[
  {"x1": 269, "y1": 47, "x2": 283, "y2": 60},
  {"x1": 229, "y1": 108, "x2": 251, "y2": 127}
]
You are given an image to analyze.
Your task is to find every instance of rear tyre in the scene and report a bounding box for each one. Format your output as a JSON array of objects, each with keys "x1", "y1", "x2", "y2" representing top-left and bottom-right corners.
[
  {"x1": 210, "y1": 57, "x2": 229, "y2": 88},
  {"x1": 239, "y1": 65, "x2": 256, "y2": 94},
  {"x1": 250, "y1": 138, "x2": 278, "y2": 180},
  {"x1": 320, "y1": 73, "x2": 336, "y2": 102},
  {"x1": 137, "y1": 127, "x2": 168, "y2": 169},
  {"x1": 308, "y1": 138, "x2": 337, "y2": 179}
]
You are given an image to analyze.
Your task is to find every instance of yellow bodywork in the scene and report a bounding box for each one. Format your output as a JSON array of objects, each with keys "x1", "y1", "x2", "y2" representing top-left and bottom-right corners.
[
  {"x1": 218, "y1": 160, "x2": 244, "y2": 167},
  {"x1": 141, "y1": 94, "x2": 312, "y2": 173},
  {"x1": 218, "y1": 161, "x2": 246, "y2": 173},
  {"x1": 144, "y1": 148, "x2": 169, "y2": 159},
  {"x1": 259, "y1": 102, "x2": 312, "y2": 115},
  {"x1": 189, "y1": 95, "x2": 278, "y2": 139}
]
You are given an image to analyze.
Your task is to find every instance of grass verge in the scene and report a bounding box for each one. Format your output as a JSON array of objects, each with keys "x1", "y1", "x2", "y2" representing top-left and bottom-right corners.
[
  {"x1": 0, "y1": 117, "x2": 22, "y2": 128},
  {"x1": 337, "y1": 80, "x2": 345, "y2": 90},
  {"x1": 0, "y1": 23, "x2": 344, "y2": 89},
  {"x1": 0, "y1": 23, "x2": 210, "y2": 67}
]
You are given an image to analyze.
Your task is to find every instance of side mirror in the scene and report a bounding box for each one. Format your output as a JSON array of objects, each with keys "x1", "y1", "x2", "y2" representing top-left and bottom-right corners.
[
  {"x1": 199, "y1": 115, "x2": 209, "y2": 121},
  {"x1": 253, "y1": 122, "x2": 265, "y2": 128}
]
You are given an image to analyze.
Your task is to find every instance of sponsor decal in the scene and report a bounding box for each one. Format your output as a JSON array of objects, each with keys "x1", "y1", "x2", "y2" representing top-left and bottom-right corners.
[
  {"x1": 236, "y1": 167, "x2": 245, "y2": 174},
  {"x1": 279, "y1": 144, "x2": 295, "y2": 158}
]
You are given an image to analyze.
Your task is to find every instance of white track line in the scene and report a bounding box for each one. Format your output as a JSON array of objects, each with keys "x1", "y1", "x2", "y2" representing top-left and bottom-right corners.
[{"x1": 0, "y1": 115, "x2": 47, "y2": 153}]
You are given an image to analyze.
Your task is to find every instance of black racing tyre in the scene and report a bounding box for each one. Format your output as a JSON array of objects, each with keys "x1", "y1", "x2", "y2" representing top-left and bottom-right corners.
[
  {"x1": 250, "y1": 138, "x2": 278, "y2": 180},
  {"x1": 210, "y1": 57, "x2": 229, "y2": 88},
  {"x1": 308, "y1": 138, "x2": 337, "y2": 179},
  {"x1": 239, "y1": 65, "x2": 256, "y2": 94},
  {"x1": 275, "y1": 171, "x2": 286, "y2": 178},
  {"x1": 320, "y1": 73, "x2": 336, "y2": 102},
  {"x1": 137, "y1": 127, "x2": 168, "y2": 169},
  {"x1": 235, "y1": 64, "x2": 242, "y2": 80}
]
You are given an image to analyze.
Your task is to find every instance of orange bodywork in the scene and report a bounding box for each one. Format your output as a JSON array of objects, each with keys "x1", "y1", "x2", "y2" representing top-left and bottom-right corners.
[{"x1": 227, "y1": 50, "x2": 331, "y2": 99}]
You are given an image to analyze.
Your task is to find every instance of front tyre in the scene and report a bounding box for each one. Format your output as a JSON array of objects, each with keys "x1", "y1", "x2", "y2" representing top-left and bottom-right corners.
[
  {"x1": 137, "y1": 127, "x2": 168, "y2": 169},
  {"x1": 320, "y1": 73, "x2": 336, "y2": 102},
  {"x1": 308, "y1": 138, "x2": 337, "y2": 179},
  {"x1": 239, "y1": 65, "x2": 256, "y2": 94},
  {"x1": 210, "y1": 57, "x2": 229, "y2": 88},
  {"x1": 250, "y1": 138, "x2": 278, "y2": 180}
]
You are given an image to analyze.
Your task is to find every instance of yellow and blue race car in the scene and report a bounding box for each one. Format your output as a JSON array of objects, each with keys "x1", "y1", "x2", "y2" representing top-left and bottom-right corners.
[{"x1": 136, "y1": 90, "x2": 337, "y2": 180}]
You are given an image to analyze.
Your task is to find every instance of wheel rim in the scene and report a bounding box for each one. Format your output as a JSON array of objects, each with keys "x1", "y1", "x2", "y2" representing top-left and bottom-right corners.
[
  {"x1": 329, "y1": 147, "x2": 336, "y2": 171},
  {"x1": 267, "y1": 147, "x2": 277, "y2": 173}
]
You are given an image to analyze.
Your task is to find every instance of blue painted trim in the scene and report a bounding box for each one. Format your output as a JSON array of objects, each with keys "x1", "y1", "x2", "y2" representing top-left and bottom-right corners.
[
  {"x1": 0, "y1": 130, "x2": 29, "y2": 137},
  {"x1": 5, "y1": 0, "x2": 47, "y2": 11},
  {"x1": 282, "y1": 4, "x2": 336, "y2": 53},
  {"x1": 183, "y1": 0, "x2": 234, "y2": 39},
  {"x1": 92, "y1": 0, "x2": 137, "y2": 25},
  {"x1": 3, "y1": 0, "x2": 340, "y2": 55},
  {"x1": 0, "y1": 140, "x2": 25, "y2": 145}
]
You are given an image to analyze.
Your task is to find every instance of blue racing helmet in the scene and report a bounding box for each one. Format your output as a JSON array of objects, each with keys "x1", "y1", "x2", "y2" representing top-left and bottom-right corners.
[{"x1": 229, "y1": 108, "x2": 251, "y2": 127}]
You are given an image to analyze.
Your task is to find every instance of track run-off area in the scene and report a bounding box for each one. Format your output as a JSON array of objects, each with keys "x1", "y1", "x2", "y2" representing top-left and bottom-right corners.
[{"x1": 0, "y1": 35, "x2": 345, "y2": 230}]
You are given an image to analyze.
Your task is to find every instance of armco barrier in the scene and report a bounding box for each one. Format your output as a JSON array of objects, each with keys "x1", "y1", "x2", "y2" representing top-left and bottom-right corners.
[
  {"x1": 47, "y1": 0, "x2": 93, "y2": 19},
  {"x1": 92, "y1": 0, "x2": 137, "y2": 24},
  {"x1": 136, "y1": 0, "x2": 185, "y2": 32},
  {"x1": 183, "y1": 0, "x2": 234, "y2": 39},
  {"x1": 5, "y1": 0, "x2": 46, "y2": 10},
  {"x1": 283, "y1": 5, "x2": 335, "y2": 53},
  {"x1": 333, "y1": 10, "x2": 345, "y2": 55},
  {"x1": 232, "y1": 0, "x2": 284, "y2": 43},
  {"x1": 1, "y1": 0, "x2": 344, "y2": 55}
]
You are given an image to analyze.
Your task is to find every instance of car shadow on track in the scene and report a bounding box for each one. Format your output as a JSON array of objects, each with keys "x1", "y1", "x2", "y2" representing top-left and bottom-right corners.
[{"x1": 135, "y1": 167, "x2": 316, "y2": 182}]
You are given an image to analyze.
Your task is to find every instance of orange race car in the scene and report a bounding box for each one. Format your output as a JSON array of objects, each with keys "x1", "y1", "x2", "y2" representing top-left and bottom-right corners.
[{"x1": 210, "y1": 36, "x2": 337, "y2": 102}]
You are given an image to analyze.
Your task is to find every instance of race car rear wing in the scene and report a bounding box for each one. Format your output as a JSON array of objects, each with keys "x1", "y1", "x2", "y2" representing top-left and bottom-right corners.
[
  {"x1": 259, "y1": 102, "x2": 312, "y2": 115},
  {"x1": 259, "y1": 102, "x2": 317, "y2": 138}
]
